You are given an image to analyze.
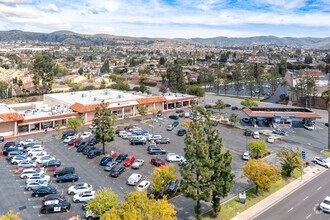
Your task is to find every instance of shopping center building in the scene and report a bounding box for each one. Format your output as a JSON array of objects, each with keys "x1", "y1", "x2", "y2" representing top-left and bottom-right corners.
[{"x1": 0, "y1": 89, "x2": 198, "y2": 137}]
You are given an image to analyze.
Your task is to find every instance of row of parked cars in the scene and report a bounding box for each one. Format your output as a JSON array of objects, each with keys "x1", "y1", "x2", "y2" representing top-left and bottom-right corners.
[{"x1": 1, "y1": 139, "x2": 89, "y2": 215}]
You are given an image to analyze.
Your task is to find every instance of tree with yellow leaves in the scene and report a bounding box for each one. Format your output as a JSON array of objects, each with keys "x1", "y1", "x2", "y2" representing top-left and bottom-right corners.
[
  {"x1": 242, "y1": 158, "x2": 281, "y2": 195},
  {"x1": 0, "y1": 210, "x2": 21, "y2": 220},
  {"x1": 151, "y1": 164, "x2": 177, "y2": 193},
  {"x1": 101, "y1": 189, "x2": 176, "y2": 220},
  {"x1": 86, "y1": 187, "x2": 118, "y2": 216},
  {"x1": 182, "y1": 118, "x2": 192, "y2": 127}
]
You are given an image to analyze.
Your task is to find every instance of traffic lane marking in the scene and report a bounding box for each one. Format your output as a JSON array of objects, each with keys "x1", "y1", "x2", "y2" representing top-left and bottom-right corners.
[
  {"x1": 317, "y1": 186, "x2": 322, "y2": 190},
  {"x1": 306, "y1": 214, "x2": 311, "y2": 219},
  {"x1": 303, "y1": 196, "x2": 309, "y2": 201},
  {"x1": 288, "y1": 207, "x2": 293, "y2": 212}
]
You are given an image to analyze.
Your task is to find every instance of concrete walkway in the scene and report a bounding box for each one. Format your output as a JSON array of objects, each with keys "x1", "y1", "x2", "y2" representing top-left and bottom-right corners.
[{"x1": 231, "y1": 159, "x2": 330, "y2": 220}]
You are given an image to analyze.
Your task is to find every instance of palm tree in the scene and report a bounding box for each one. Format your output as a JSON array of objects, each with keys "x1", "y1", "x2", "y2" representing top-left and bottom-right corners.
[
  {"x1": 306, "y1": 77, "x2": 315, "y2": 109},
  {"x1": 321, "y1": 89, "x2": 330, "y2": 152}
]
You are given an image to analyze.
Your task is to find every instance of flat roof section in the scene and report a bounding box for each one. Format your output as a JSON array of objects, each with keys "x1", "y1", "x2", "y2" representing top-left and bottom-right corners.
[{"x1": 243, "y1": 107, "x2": 321, "y2": 119}]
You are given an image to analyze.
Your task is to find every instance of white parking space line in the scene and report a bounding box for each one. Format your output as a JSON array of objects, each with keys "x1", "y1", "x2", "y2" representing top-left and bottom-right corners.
[
  {"x1": 303, "y1": 196, "x2": 309, "y2": 200},
  {"x1": 33, "y1": 205, "x2": 41, "y2": 209},
  {"x1": 306, "y1": 214, "x2": 311, "y2": 219},
  {"x1": 288, "y1": 208, "x2": 293, "y2": 212},
  {"x1": 317, "y1": 186, "x2": 322, "y2": 190}
]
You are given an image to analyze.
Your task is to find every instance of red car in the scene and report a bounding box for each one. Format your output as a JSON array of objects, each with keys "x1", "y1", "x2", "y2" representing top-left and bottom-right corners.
[
  {"x1": 124, "y1": 125, "x2": 136, "y2": 130},
  {"x1": 68, "y1": 138, "x2": 80, "y2": 145},
  {"x1": 151, "y1": 158, "x2": 166, "y2": 167},
  {"x1": 124, "y1": 156, "x2": 135, "y2": 166},
  {"x1": 179, "y1": 112, "x2": 184, "y2": 117},
  {"x1": 43, "y1": 194, "x2": 66, "y2": 202}
]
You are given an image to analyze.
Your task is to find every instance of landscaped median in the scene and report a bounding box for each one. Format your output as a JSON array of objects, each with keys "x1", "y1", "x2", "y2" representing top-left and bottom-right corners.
[{"x1": 321, "y1": 149, "x2": 330, "y2": 157}]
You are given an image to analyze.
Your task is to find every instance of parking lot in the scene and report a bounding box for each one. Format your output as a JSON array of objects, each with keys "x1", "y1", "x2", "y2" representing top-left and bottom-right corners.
[{"x1": 0, "y1": 105, "x2": 328, "y2": 220}]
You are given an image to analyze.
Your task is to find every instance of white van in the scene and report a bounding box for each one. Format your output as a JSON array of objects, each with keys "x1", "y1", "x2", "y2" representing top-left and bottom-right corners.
[{"x1": 166, "y1": 153, "x2": 184, "y2": 162}]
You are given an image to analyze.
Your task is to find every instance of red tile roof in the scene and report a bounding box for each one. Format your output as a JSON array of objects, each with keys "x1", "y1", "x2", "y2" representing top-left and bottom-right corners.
[
  {"x1": 0, "y1": 112, "x2": 24, "y2": 123},
  {"x1": 70, "y1": 103, "x2": 106, "y2": 113},
  {"x1": 136, "y1": 96, "x2": 167, "y2": 105}
]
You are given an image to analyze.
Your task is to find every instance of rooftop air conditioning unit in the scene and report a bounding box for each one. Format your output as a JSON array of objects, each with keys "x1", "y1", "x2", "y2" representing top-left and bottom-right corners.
[
  {"x1": 82, "y1": 93, "x2": 87, "y2": 98},
  {"x1": 93, "y1": 97, "x2": 99, "y2": 101},
  {"x1": 71, "y1": 92, "x2": 75, "y2": 95},
  {"x1": 105, "y1": 91, "x2": 110, "y2": 95}
]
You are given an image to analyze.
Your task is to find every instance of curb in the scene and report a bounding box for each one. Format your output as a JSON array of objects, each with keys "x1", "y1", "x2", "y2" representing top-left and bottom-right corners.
[{"x1": 246, "y1": 166, "x2": 328, "y2": 220}]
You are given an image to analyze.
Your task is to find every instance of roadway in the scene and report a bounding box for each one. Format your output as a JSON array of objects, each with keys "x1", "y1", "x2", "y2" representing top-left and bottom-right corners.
[{"x1": 255, "y1": 168, "x2": 330, "y2": 220}]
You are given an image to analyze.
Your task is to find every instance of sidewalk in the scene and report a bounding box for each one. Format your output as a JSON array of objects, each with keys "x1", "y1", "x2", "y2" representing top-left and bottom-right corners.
[{"x1": 231, "y1": 161, "x2": 329, "y2": 220}]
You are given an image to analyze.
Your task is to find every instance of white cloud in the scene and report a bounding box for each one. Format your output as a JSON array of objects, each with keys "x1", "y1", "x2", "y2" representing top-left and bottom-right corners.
[
  {"x1": 0, "y1": 0, "x2": 32, "y2": 3},
  {"x1": 88, "y1": 7, "x2": 108, "y2": 14},
  {"x1": 38, "y1": 4, "x2": 59, "y2": 13}
]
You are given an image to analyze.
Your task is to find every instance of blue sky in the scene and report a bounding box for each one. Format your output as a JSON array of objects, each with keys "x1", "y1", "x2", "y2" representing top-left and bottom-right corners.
[{"x1": 0, "y1": 0, "x2": 329, "y2": 38}]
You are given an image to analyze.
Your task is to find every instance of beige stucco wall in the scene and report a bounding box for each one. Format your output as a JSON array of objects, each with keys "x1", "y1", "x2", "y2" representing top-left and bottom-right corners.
[
  {"x1": 87, "y1": 112, "x2": 95, "y2": 122},
  {"x1": 0, "y1": 122, "x2": 15, "y2": 137}
]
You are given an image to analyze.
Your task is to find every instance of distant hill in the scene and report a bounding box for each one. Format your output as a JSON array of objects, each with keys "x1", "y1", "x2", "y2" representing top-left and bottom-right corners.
[{"x1": 0, "y1": 30, "x2": 329, "y2": 49}]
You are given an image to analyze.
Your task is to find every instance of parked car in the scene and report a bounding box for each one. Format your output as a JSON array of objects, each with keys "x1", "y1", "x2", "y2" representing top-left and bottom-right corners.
[
  {"x1": 155, "y1": 137, "x2": 170, "y2": 144},
  {"x1": 172, "y1": 121, "x2": 179, "y2": 127},
  {"x1": 40, "y1": 201, "x2": 70, "y2": 214},
  {"x1": 68, "y1": 183, "x2": 93, "y2": 195},
  {"x1": 63, "y1": 136, "x2": 75, "y2": 143},
  {"x1": 304, "y1": 124, "x2": 315, "y2": 130},
  {"x1": 83, "y1": 146, "x2": 96, "y2": 155},
  {"x1": 20, "y1": 139, "x2": 37, "y2": 146},
  {"x1": 20, "y1": 168, "x2": 44, "y2": 179},
  {"x1": 179, "y1": 112, "x2": 184, "y2": 117},
  {"x1": 177, "y1": 129, "x2": 186, "y2": 136},
  {"x1": 131, "y1": 159, "x2": 144, "y2": 169},
  {"x1": 137, "y1": 180, "x2": 150, "y2": 191},
  {"x1": 3, "y1": 147, "x2": 24, "y2": 156},
  {"x1": 312, "y1": 157, "x2": 330, "y2": 168},
  {"x1": 232, "y1": 106, "x2": 238, "y2": 110},
  {"x1": 147, "y1": 144, "x2": 159, "y2": 151},
  {"x1": 319, "y1": 195, "x2": 330, "y2": 213},
  {"x1": 267, "y1": 136, "x2": 275, "y2": 143},
  {"x1": 26, "y1": 174, "x2": 50, "y2": 184},
  {"x1": 56, "y1": 174, "x2": 79, "y2": 183},
  {"x1": 167, "y1": 125, "x2": 174, "y2": 131},
  {"x1": 151, "y1": 158, "x2": 166, "y2": 167},
  {"x1": 149, "y1": 147, "x2": 167, "y2": 155},
  {"x1": 225, "y1": 104, "x2": 231, "y2": 107},
  {"x1": 35, "y1": 156, "x2": 55, "y2": 164},
  {"x1": 127, "y1": 173, "x2": 142, "y2": 186},
  {"x1": 252, "y1": 131, "x2": 260, "y2": 139},
  {"x1": 77, "y1": 144, "x2": 89, "y2": 152},
  {"x1": 104, "y1": 161, "x2": 118, "y2": 171},
  {"x1": 87, "y1": 137, "x2": 96, "y2": 146},
  {"x1": 80, "y1": 132, "x2": 92, "y2": 139},
  {"x1": 184, "y1": 112, "x2": 191, "y2": 118},
  {"x1": 242, "y1": 118, "x2": 250, "y2": 123},
  {"x1": 110, "y1": 165, "x2": 125, "y2": 177},
  {"x1": 273, "y1": 129, "x2": 288, "y2": 136},
  {"x1": 245, "y1": 129, "x2": 252, "y2": 136},
  {"x1": 124, "y1": 125, "x2": 135, "y2": 130},
  {"x1": 116, "y1": 153, "x2": 128, "y2": 163},
  {"x1": 124, "y1": 156, "x2": 135, "y2": 167},
  {"x1": 32, "y1": 187, "x2": 57, "y2": 197},
  {"x1": 11, "y1": 155, "x2": 31, "y2": 165},
  {"x1": 54, "y1": 167, "x2": 75, "y2": 177},
  {"x1": 26, "y1": 180, "x2": 48, "y2": 191},
  {"x1": 148, "y1": 135, "x2": 162, "y2": 142},
  {"x1": 156, "y1": 111, "x2": 162, "y2": 117},
  {"x1": 68, "y1": 138, "x2": 81, "y2": 146},
  {"x1": 42, "y1": 160, "x2": 61, "y2": 167},
  {"x1": 167, "y1": 180, "x2": 179, "y2": 193},
  {"x1": 204, "y1": 105, "x2": 212, "y2": 109},
  {"x1": 87, "y1": 150, "x2": 102, "y2": 159},
  {"x1": 89, "y1": 124, "x2": 97, "y2": 129},
  {"x1": 75, "y1": 140, "x2": 86, "y2": 148},
  {"x1": 62, "y1": 131, "x2": 74, "y2": 139},
  {"x1": 0, "y1": 136, "x2": 4, "y2": 142},
  {"x1": 99, "y1": 156, "x2": 113, "y2": 166},
  {"x1": 3, "y1": 142, "x2": 20, "y2": 150},
  {"x1": 18, "y1": 160, "x2": 38, "y2": 168},
  {"x1": 73, "y1": 191, "x2": 95, "y2": 203},
  {"x1": 130, "y1": 138, "x2": 147, "y2": 145},
  {"x1": 206, "y1": 109, "x2": 214, "y2": 114},
  {"x1": 8, "y1": 151, "x2": 28, "y2": 160},
  {"x1": 169, "y1": 115, "x2": 179, "y2": 120},
  {"x1": 176, "y1": 109, "x2": 184, "y2": 113},
  {"x1": 166, "y1": 153, "x2": 184, "y2": 162},
  {"x1": 242, "y1": 152, "x2": 250, "y2": 160},
  {"x1": 179, "y1": 158, "x2": 187, "y2": 166},
  {"x1": 43, "y1": 194, "x2": 66, "y2": 202}
]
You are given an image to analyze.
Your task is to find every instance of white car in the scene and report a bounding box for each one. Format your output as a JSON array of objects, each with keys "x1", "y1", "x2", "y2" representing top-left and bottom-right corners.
[
  {"x1": 242, "y1": 152, "x2": 250, "y2": 160},
  {"x1": 210, "y1": 116, "x2": 221, "y2": 122},
  {"x1": 35, "y1": 156, "x2": 55, "y2": 164},
  {"x1": 89, "y1": 124, "x2": 97, "y2": 129},
  {"x1": 122, "y1": 132, "x2": 132, "y2": 139},
  {"x1": 127, "y1": 173, "x2": 142, "y2": 186},
  {"x1": 20, "y1": 139, "x2": 37, "y2": 146},
  {"x1": 137, "y1": 180, "x2": 151, "y2": 191},
  {"x1": 26, "y1": 180, "x2": 48, "y2": 190},
  {"x1": 131, "y1": 159, "x2": 144, "y2": 169},
  {"x1": 252, "y1": 131, "x2": 260, "y2": 139},
  {"x1": 148, "y1": 135, "x2": 162, "y2": 142},
  {"x1": 63, "y1": 136, "x2": 75, "y2": 143},
  {"x1": 143, "y1": 133, "x2": 153, "y2": 139},
  {"x1": 118, "y1": 130, "x2": 128, "y2": 137},
  {"x1": 68, "y1": 183, "x2": 93, "y2": 195},
  {"x1": 27, "y1": 145, "x2": 44, "y2": 153},
  {"x1": 166, "y1": 153, "x2": 184, "y2": 162},
  {"x1": 73, "y1": 191, "x2": 95, "y2": 203},
  {"x1": 304, "y1": 124, "x2": 315, "y2": 130},
  {"x1": 17, "y1": 160, "x2": 38, "y2": 168},
  {"x1": 319, "y1": 195, "x2": 330, "y2": 213},
  {"x1": 80, "y1": 132, "x2": 92, "y2": 139},
  {"x1": 267, "y1": 136, "x2": 275, "y2": 143},
  {"x1": 11, "y1": 155, "x2": 31, "y2": 165},
  {"x1": 167, "y1": 125, "x2": 174, "y2": 131},
  {"x1": 29, "y1": 150, "x2": 48, "y2": 158},
  {"x1": 20, "y1": 168, "x2": 44, "y2": 179},
  {"x1": 26, "y1": 174, "x2": 50, "y2": 184},
  {"x1": 32, "y1": 152, "x2": 49, "y2": 160},
  {"x1": 312, "y1": 156, "x2": 330, "y2": 168}
]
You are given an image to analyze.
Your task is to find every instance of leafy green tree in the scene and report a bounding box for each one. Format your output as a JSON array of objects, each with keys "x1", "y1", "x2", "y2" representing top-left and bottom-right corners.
[
  {"x1": 86, "y1": 187, "x2": 118, "y2": 216},
  {"x1": 248, "y1": 140, "x2": 268, "y2": 158},
  {"x1": 100, "y1": 60, "x2": 110, "y2": 73},
  {"x1": 78, "y1": 67, "x2": 83, "y2": 75},
  {"x1": 277, "y1": 146, "x2": 302, "y2": 177},
  {"x1": 92, "y1": 101, "x2": 115, "y2": 154},
  {"x1": 151, "y1": 164, "x2": 177, "y2": 193},
  {"x1": 32, "y1": 54, "x2": 54, "y2": 93},
  {"x1": 18, "y1": 79, "x2": 23, "y2": 87},
  {"x1": 229, "y1": 113, "x2": 239, "y2": 126},
  {"x1": 180, "y1": 118, "x2": 212, "y2": 219},
  {"x1": 242, "y1": 158, "x2": 281, "y2": 195},
  {"x1": 159, "y1": 56, "x2": 166, "y2": 65},
  {"x1": 186, "y1": 85, "x2": 205, "y2": 97},
  {"x1": 240, "y1": 97, "x2": 258, "y2": 107},
  {"x1": 304, "y1": 55, "x2": 313, "y2": 64},
  {"x1": 204, "y1": 117, "x2": 235, "y2": 215},
  {"x1": 0, "y1": 80, "x2": 10, "y2": 99},
  {"x1": 110, "y1": 81, "x2": 130, "y2": 91},
  {"x1": 1, "y1": 64, "x2": 10, "y2": 69},
  {"x1": 159, "y1": 86, "x2": 167, "y2": 93},
  {"x1": 66, "y1": 117, "x2": 82, "y2": 134},
  {"x1": 213, "y1": 99, "x2": 226, "y2": 113},
  {"x1": 137, "y1": 106, "x2": 148, "y2": 116},
  {"x1": 166, "y1": 64, "x2": 186, "y2": 93},
  {"x1": 100, "y1": 79, "x2": 106, "y2": 89}
]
